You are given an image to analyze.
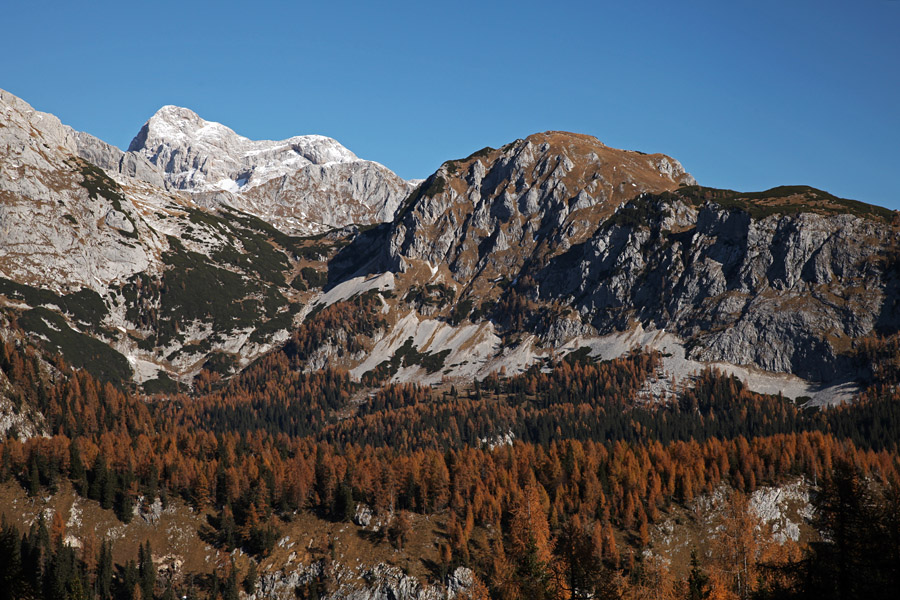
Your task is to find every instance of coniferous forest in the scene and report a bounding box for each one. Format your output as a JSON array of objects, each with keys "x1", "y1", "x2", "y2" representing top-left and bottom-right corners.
[{"x1": 1, "y1": 328, "x2": 900, "y2": 600}]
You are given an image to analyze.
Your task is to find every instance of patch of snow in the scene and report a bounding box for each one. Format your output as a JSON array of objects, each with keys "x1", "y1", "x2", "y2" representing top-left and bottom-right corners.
[{"x1": 215, "y1": 178, "x2": 240, "y2": 193}]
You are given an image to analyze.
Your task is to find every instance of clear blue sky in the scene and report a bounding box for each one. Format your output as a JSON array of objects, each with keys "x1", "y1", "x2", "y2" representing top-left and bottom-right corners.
[{"x1": 3, "y1": 0, "x2": 898, "y2": 209}]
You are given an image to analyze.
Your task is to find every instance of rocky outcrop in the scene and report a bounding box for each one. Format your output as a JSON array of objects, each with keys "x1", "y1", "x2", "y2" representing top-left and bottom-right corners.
[
  {"x1": 0, "y1": 89, "x2": 159, "y2": 293},
  {"x1": 73, "y1": 130, "x2": 168, "y2": 189},
  {"x1": 253, "y1": 562, "x2": 476, "y2": 600},
  {"x1": 536, "y1": 195, "x2": 897, "y2": 381},
  {"x1": 387, "y1": 132, "x2": 695, "y2": 286}
]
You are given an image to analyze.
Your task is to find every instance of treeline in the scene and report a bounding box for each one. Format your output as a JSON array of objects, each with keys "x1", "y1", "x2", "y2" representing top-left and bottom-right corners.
[{"x1": 4, "y1": 422, "x2": 899, "y2": 559}]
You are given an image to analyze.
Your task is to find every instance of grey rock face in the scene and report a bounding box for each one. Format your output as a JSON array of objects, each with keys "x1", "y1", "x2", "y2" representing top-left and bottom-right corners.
[
  {"x1": 0, "y1": 89, "x2": 157, "y2": 293},
  {"x1": 128, "y1": 106, "x2": 358, "y2": 190},
  {"x1": 536, "y1": 197, "x2": 897, "y2": 381},
  {"x1": 353, "y1": 503, "x2": 374, "y2": 527},
  {"x1": 387, "y1": 132, "x2": 694, "y2": 285},
  {"x1": 73, "y1": 131, "x2": 168, "y2": 189}
]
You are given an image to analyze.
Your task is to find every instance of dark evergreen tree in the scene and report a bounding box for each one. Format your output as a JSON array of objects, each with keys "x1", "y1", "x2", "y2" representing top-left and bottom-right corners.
[
  {"x1": 333, "y1": 481, "x2": 355, "y2": 522},
  {"x1": 516, "y1": 536, "x2": 552, "y2": 600},
  {"x1": 686, "y1": 549, "x2": 711, "y2": 600},
  {"x1": 117, "y1": 559, "x2": 139, "y2": 600},
  {"x1": 223, "y1": 562, "x2": 239, "y2": 600},
  {"x1": 96, "y1": 540, "x2": 114, "y2": 600},
  {"x1": 243, "y1": 561, "x2": 258, "y2": 594},
  {"x1": 27, "y1": 457, "x2": 40, "y2": 497},
  {"x1": 553, "y1": 519, "x2": 614, "y2": 600},
  {"x1": 138, "y1": 541, "x2": 155, "y2": 600},
  {"x1": 70, "y1": 443, "x2": 88, "y2": 497},
  {"x1": 0, "y1": 519, "x2": 23, "y2": 600},
  {"x1": 114, "y1": 485, "x2": 135, "y2": 524}
]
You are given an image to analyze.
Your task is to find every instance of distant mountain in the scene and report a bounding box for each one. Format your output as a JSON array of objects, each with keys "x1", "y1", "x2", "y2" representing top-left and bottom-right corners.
[{"x1": 126, "y1": 105, "x2": 415, "y2": 234}]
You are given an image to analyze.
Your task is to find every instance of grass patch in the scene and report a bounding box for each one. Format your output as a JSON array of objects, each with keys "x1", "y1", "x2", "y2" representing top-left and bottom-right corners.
[
  {"x1": 18, "y1": 307, "x2": 132, "y2": 384},
  {"x1": 0, "y1": 278, "x2": 107, "y2": 328},
  {"x1": 672, "y1": 185, "x2": 895, "y2": 222},
  {"x1": 74, "y1": 159, "x2": 139, "y2": 239}
]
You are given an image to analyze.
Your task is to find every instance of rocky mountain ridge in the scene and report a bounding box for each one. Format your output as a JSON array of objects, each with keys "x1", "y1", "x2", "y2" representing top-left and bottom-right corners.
[
  {"x1": 51, "y1": 97, "x2": 414, "y2": 237},
  {"x1": 324, "y1": 133, "x2": 897, "y2": 395},
  {"x1": 1, "y1": 88, "x2": 897, "y2": 399}
]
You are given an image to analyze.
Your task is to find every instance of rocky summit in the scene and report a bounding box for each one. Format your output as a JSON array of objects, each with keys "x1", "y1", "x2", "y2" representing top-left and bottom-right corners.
[{"x1": 0, "y1": 88, "x2": 897, "y2": 400}]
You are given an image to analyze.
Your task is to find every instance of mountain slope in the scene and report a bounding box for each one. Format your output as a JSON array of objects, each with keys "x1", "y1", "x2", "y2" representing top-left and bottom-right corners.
[
  {"x1": 0, "y1": 89, "x2": 354, "y2": 388},
  {"x1": 320, "y1": 133, "x2": 897, "y2": 392}
]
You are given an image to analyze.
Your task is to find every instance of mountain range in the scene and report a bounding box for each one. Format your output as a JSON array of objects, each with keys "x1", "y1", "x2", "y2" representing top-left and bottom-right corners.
[{"x1": 0, "y1": 87, "x2": 897, "y2": 403}]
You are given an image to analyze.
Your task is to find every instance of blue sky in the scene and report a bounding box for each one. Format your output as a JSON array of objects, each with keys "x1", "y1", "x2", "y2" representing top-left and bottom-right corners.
[{"x1": 3, "y1": 0, "x2": 898, "y2": 209}]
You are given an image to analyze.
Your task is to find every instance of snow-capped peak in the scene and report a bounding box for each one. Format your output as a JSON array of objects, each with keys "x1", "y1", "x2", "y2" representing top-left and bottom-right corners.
[
  {"x1": 127, "y1": 105, "x2": 361, "y2": 194},
  {"x1": 122, "y1": 103, "x2": 414, "y2": 235}
]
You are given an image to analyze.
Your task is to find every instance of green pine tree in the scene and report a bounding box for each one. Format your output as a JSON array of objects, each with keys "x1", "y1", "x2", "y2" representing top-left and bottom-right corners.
[{"x1": 686, "y1": 549, "x2": 711, "y2": 600}]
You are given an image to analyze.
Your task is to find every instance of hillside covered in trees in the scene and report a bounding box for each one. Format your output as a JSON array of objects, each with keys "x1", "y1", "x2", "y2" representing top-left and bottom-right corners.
[{"x1": 1, "y1": 323, "x2": 899, "y2": 600}]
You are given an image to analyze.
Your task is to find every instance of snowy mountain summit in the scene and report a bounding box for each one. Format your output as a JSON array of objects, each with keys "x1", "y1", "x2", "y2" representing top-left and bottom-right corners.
[
  {"x1": 127, "y1": 105, "x2": 415, "y2": 234},
  {"x1": 129, "y1": 106, "x2": 357, "y2": 193}
]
